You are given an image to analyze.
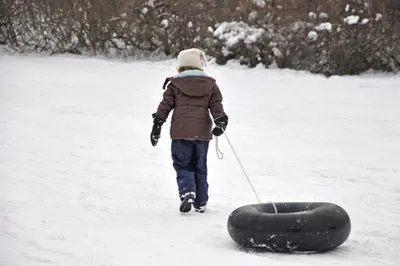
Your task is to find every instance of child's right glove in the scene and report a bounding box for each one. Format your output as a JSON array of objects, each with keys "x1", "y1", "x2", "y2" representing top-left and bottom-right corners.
[
  {"x1": 150, "y1": 113, "x2": 164, "y2": 146},
  {"x1": 212, "y1": 114, "x2": 228, "y2": 137}
]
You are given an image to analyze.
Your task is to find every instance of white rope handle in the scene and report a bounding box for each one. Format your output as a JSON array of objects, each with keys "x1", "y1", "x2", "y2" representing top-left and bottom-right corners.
[
  {"x1": 214, "y1": 128, "x2": 278, "y2": 214},
  {"x1": 215, "y1": 136, "x2": 224, "y2": 160}
]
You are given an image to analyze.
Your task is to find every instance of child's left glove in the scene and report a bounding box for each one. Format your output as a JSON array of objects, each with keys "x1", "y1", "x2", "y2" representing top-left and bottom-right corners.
[
  {"x1": 150, "y1": 113, "x2": 164, "y2": 146},
  {"x1": 212, "y1": 114, "x2": 228, "y2": 137}
]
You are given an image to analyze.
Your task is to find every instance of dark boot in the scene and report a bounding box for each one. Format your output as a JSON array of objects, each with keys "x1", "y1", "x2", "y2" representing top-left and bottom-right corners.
[
  {"x1": 179, "y1": 192, "x2": 195, "y2": 213},
  {"x1": 194, "y1": 205, "x2": 207, "y2": 213}
]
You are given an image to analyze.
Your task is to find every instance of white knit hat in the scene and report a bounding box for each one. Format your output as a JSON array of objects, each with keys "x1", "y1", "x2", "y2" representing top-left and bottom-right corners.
[{"x1": 177, "y1": 48, "x2": 207, "y2": 69}]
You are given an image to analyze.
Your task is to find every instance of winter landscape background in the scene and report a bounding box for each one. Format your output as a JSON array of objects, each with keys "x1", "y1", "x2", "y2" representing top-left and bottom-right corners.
[
  {"x1": 1, "y1": 0, "x2": 400, "y2": 265},
  {"x1": 1, "y1": 0, "x2": 400, "y2": 75}
]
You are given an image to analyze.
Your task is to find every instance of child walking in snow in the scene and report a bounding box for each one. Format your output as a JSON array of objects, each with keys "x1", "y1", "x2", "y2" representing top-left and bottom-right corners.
[{"x1": 150, "y1": 48, "x2": 228, "y2": 213}]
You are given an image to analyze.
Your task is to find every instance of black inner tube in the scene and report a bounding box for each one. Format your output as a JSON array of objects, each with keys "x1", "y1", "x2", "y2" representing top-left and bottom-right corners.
[{"x1": 227, "y1": 202, "x2": 351, "y2": 252}]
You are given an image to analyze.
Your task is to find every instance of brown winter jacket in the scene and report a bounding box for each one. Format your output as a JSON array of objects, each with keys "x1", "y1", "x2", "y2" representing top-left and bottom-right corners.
[{"x1": 154, "y1": 71, "x2": 226, "y2": 141}]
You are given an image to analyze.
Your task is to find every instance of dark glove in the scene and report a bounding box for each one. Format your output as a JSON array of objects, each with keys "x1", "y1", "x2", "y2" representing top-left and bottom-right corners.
[
  {"x1": 151, "y1": 113, "x2": 164, "y2": 146},
  {"x1": 212, "y1": 114, "x2": 228, "y2": 137}
]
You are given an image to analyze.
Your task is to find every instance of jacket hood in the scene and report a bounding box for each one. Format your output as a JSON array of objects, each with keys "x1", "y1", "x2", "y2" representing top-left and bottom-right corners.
[{"x1": 170, "y1": 71, "x2": 216, "y2": 97}]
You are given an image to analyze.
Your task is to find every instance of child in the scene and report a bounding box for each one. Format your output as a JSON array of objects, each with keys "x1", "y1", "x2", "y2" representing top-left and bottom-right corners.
[{"x1": 150, "y1": 48, "x2": 228, "y2": 213}]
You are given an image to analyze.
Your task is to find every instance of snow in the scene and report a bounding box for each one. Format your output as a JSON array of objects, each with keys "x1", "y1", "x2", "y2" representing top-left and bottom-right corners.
[
  {"x1": 221, "y1": 47, "x2": 230, "y2": 57},
  {"x1": 308, "y1": 12, "x2": 317, "y2": 19},
  {"x1": 252, "y1": 0, "x2": 266, "y2": 8},
  {"x1": 315, "y1": 22, "x2": 332, "y2": 32},
  {"x1": 1, "y1": 53, "x2": 400, "y2": 266},
  {"x1": 147, "y1": 0, "x2": 154, "y2": 8},
  {"x1": 308, "y1": 31, "x2": 318, "y2": 41},
  {"x1": 345, "y1": 15, "x2": 360, "y2": 25},
  {"x1": 272, "y1": 47, "x2": 282, "y2": 58},
  {"x1": 361, "y1": 19, "x2": 369, "y2": 25},
  {"x1": 160, "y1": 19, "x2": 169, "y2": 28},
  {"x1": 248, "y1": 11, "x2": 258, "y2": 22},
  {"x1": 141, "y1": 7, "x2": 148, "y2": 15},
  {"x1": 213, "y1": 22, "x2": 264, "y2": 48},
  {"x1": 319, "y1": 12, "x2": 329, "y2": 19}
]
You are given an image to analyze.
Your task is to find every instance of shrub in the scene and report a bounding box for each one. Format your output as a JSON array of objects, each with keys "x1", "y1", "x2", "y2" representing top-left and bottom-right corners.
[{"x1": 1, "y1": 0, "x2": 399, "y2": 75}]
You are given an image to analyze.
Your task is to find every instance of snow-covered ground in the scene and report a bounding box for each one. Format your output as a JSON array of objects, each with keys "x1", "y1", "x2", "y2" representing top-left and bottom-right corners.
[{"x1": 1, "y1": 53, "x2": 399, "y2": 265}]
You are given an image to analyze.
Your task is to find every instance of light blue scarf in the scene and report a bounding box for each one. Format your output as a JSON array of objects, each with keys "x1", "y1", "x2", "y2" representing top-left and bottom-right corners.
[{"x1": 174, "y1": 70, "x2": 208, "y2": 78}]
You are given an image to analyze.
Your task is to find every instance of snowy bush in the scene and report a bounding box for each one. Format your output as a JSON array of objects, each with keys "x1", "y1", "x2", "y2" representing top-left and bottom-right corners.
[
  {"x1": 1, "y1": 0, "x2": 400, "y2": 75},
  {"x1": 204, "y1": 21, "x2": 271, "y2": 67},
  {"x1": 228, "y1": 0, "x2": 400, "y2": 75}
]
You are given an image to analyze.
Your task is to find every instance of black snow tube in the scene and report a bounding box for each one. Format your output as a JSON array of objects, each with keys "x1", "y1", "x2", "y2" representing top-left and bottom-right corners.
[{"x1": 227, "y1": 202, "x2": 351, "y2": 253}]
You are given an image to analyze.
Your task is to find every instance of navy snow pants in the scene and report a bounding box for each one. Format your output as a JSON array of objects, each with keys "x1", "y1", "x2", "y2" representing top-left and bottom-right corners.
[{"x1": 171, "y1": 139, "x2": 209, "y2": 208}]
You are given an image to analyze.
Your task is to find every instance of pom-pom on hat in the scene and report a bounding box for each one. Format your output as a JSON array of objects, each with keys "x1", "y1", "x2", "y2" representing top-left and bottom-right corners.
[{"x1": 177, "y1": 48, "x2": 207, "y2": 70}]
